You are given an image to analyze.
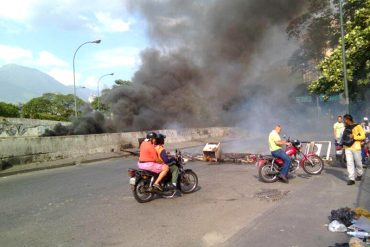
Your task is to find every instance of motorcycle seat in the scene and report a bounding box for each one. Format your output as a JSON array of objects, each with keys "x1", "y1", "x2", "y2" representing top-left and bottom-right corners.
[{"x1": 138, "y1": 169, "x2": 158, "y2": 177}]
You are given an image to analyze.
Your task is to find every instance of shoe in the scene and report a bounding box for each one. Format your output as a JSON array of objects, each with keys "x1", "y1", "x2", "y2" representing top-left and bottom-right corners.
[
  {"x1": 356, "y1": 176, "x2": 362, "y2": 181},
  {"x1": 153, "y1": 184, "x2": 163, "y2": 191},
  {"x1": 279, "y1": 175, "x2": 289, "y2": 184},
  {"x1": 347, "y1": 180, "x2": 355, "y2": 185},
  {"x1": 167, "y1": 184, "x2": 177, "y2": 190}
]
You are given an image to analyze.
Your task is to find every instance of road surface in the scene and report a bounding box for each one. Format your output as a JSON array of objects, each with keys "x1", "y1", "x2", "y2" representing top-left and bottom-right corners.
[{"x1": 1, "y1": 155, "x2": 369, "y2": 247}]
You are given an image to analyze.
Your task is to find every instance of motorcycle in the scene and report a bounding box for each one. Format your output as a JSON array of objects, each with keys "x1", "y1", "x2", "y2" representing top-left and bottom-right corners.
[
  {"x1": 335, "y1": 140, "x2": 346, "y2": 168},
  {"x1": 127, "y1": 150, "x2": 198, "y2": 203},
  {"x1": 257, "y1": 139, "x2": 324, "y2": 183}
]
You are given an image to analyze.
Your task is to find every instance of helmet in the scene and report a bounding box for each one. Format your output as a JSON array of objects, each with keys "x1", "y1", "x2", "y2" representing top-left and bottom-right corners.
[
  {"x1": 292, "y1": 140, "x2": 301, "y2": 148},
  {"x1": 156, "y1": 133, "x2": 166, "y2": 145},
  {"x1": 146, "y1": 132, "x2": 158, "y2": 139},
  {"x1": 364, "y1": 117, "x2": 368, "y2": 121}
]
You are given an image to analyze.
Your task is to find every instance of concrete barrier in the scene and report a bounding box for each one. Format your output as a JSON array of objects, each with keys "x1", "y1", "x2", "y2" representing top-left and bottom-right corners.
[{"x1": 0, "y1": 127, "x2": 234, "y2": 167}]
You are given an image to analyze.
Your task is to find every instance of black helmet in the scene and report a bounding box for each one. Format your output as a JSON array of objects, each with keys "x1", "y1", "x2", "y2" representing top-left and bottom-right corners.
[
  {"x1": 146, "y1": 132, "x2": 158, "y2": 139},
  {"x1": 292, "y1": 140, "x2": 301, "y2": 148},
  {"x1": 156, "y1": 133, "x2": 166, "y2": 145}
]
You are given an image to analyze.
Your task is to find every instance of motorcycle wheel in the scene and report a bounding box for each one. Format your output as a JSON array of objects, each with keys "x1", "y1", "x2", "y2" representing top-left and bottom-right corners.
[
  {"x1": 258, "y1": 162, "x2": 279, "y2": 183},
  {"x1": 179, "y1": 170, "x2": 198, "y2": 194},
  {"x1": 302, "y1": 155, "x2": 324, "y2": 175},
  {"x1": 133, "y1": 179, "x2": 154, "y2": 203}
]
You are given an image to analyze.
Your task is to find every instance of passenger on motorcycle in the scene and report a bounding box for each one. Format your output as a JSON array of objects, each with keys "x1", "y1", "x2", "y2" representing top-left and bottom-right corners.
[
  {"x1": 138, "y1": 132, "x2": 169, "y2": 191},
  {"x1": 268, "y1": 125, "x2": 291, "y2": 183},
  {"x1": 155, "y1": 134, "x2": 179, "y2": 190}
]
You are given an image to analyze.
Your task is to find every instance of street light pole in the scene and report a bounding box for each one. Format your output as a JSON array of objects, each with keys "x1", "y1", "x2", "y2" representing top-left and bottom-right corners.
[
  {"x1": 73, "y1": 39, "x2": 101, "y2": 117},
  {"x1": 339, "y1": 0, "x2": 349, "y2": 114},
  {"x1": 97, "y1": 73, "x2": 114, "y2": 111}
]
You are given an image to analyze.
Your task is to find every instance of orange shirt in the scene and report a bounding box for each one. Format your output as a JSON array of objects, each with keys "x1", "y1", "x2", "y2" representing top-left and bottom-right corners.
[{"x1": 139, "y1": 141, "x2": 159, "y2": 162}]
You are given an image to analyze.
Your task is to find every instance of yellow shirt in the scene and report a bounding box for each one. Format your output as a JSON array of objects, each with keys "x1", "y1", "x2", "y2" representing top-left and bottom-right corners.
[
  {"x1": 269, "y1": 130, "x2": 281, "y2": 152},
  {"x1": 345, "y1": 124, "x2": 365, "y2": 151},
  {"x1": 333, "y1": 122, "x2": 345, "y2": 139}
]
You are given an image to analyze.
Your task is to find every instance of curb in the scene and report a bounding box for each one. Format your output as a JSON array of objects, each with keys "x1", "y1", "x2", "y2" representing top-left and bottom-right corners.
[{"x1": 0, "y1": 154, "x2": 125, "y2": 177}]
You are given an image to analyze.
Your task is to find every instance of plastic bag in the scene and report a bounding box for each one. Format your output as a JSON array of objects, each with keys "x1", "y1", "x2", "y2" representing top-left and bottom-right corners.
[
  {"x1": 329, "y1": 208, "x2": 355, "y2": 226},
  {"x1": 328, "y1": 220, "x2": 347, "y2": 232}
]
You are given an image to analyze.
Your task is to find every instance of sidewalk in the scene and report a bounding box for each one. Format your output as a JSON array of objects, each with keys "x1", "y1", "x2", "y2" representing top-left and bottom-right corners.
[{"x1": 223, "y1": 166, "x2": 370, "y2": 247}]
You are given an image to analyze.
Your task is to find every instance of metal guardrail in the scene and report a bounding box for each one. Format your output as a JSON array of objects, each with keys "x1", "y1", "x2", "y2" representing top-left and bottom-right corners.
[{"x1": 302, "y1": 141, "x2": 332, "y2": 161}]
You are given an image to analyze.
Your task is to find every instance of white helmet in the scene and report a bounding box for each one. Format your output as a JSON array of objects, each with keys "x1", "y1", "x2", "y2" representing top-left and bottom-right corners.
[{"x1": 364, "y1": 117, "x2": 369, "y2": 121}]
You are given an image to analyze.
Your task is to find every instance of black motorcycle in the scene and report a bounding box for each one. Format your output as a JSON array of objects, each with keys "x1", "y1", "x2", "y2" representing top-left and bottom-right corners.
[{"x1": 128, "y1": 150, "x2": 198, "y2": 203}]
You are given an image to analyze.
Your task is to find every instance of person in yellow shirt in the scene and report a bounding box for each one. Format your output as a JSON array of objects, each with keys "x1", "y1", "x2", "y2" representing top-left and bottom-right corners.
[
  {"x1": 333, "y1": 115, "x2": 345, "y2": 142},
  {"x1": 342, "y1": 114, "x2": 365, "y2": 185},
  {"x1": 268, "y1": 125, "x2": 291, "y2": 183}
]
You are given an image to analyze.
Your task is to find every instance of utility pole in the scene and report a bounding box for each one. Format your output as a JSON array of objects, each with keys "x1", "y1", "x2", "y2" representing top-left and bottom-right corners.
[{"x1": 339, "y1": 0, "x2": 350, "y2": 113}]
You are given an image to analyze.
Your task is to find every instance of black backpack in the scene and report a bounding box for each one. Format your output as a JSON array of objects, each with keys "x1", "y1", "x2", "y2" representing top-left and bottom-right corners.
[{"x1": 342, "y1": 124, "x2": 357, "y2": 147}]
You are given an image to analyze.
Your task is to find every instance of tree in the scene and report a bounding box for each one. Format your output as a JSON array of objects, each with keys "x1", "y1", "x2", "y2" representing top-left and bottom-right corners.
[
  {"x1": 23, "y1": 93, "x2": 86, "y2": 121},
  {"x1": 286, "y1": 0, "x2": 341, "y2": 73},
  {"x1": 308, "y1": 0, "x2": 370, "y2": 100},
  {"x1": 0, "y1": 102, "x2": 20, "y2": 117}
]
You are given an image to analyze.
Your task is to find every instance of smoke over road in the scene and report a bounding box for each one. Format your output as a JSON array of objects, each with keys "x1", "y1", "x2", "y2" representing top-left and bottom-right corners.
[{"x1": 103, "y1": 0, "x2": 311, "y2": 132}]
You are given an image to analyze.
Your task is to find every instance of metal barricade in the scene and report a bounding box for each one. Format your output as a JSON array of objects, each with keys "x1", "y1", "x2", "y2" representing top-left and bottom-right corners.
[{"x1": 302, "y1": 141, "x2": 332, "y2": 161}]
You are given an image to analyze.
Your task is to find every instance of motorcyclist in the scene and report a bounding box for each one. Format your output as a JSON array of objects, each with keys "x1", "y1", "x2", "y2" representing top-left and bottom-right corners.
[
  {"x1": 155, "y1": 134, "x2": 179, "y2": 190},
  {"x1": 268, "y1": 125, "x2": 291, "y2": 183},
  {"x1": 138, "y1": 132, "x2": 169, "y2": 191},
  {"x1": 361, "y1": 117, "x2": 370, "y2": 164}
]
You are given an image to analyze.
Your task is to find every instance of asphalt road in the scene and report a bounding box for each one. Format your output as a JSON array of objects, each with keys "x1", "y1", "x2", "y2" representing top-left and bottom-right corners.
[{"x1": 1, "y1": 155, "x2": 369, "y2": 247}]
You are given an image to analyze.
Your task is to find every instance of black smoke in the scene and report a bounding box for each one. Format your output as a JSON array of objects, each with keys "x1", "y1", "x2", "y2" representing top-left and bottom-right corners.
[{"x1": 104, "y1": 0, "x2": 309, "y2": 131}]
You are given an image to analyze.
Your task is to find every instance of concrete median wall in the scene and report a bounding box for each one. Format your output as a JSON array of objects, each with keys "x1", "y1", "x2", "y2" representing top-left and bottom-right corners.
[{"x1": 0, "y1": 127, "x2": 234, "y2": 167}]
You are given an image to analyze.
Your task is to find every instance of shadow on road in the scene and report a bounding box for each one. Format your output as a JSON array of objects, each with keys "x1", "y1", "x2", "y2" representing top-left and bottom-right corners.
[{"x1": 325, "y1": 166, "x2": 347, "y2": 182}]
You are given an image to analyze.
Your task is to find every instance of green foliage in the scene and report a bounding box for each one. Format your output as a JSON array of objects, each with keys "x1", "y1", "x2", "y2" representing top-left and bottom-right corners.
[
  {"x1": 90, "y1": 96, "x2": 109, "y2": 112},
  {"x1": 286, "y1": 0, "x2": 341, "y2": 72},
  {"x1": 23, "y1": 93, "x2": 86, "y2": 121},
  {"x1": 0, "y1": 102, "x2": 20, "y2": 117},
  {"x1": 308, "y1": 0, "x2": 370, "y2": 100}
]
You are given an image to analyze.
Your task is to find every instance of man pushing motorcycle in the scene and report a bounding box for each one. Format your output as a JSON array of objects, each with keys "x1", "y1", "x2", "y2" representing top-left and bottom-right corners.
[
  {"x1": 268, "y1": 125, "x2": 291, "y2": 183},
  {"x1": 138, "y1": 132, "x2": 169, "y2": 191}
]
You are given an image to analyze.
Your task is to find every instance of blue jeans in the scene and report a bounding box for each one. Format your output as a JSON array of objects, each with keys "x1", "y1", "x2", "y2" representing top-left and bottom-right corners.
[{"x1": 271, "y1": 149, "x2": 291, "y2": 177}]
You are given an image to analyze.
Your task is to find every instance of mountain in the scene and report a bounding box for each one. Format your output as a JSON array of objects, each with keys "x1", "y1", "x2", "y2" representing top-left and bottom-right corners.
[{"x1": 0, "y1": 64, "x2": 94, "y2": 103}]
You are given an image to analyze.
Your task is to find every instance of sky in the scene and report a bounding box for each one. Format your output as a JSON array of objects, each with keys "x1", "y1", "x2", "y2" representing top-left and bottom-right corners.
[{"x1": 0, "y1": 0, "x2": 148, "y2": 93}]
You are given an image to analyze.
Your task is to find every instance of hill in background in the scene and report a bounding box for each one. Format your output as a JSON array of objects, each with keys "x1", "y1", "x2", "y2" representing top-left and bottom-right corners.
[{"x1": 0, "y1": 64, "x2": 93, "y2": 103}]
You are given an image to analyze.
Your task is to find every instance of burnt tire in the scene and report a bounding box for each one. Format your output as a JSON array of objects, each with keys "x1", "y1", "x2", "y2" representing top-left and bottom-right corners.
[
  {"x1": 302, "y1": 155, "x2": 324, "y2": 175},
  {"x1": 132, "y1": 179, "x2": 154, "y2": 203},
  {"x1": 258, "y1": 162, "x2": 279, "y2": 183},
  {"x1": 179, "y1": 170, "x2": 198, "y2": 194}
]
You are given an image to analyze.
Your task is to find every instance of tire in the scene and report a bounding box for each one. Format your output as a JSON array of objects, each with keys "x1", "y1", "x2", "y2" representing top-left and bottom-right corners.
[
  {"x1": 258, "y1": 162, "x2": 279, "y2": 183},
  {"x1": 132, "y1": 179, "x2": 154, "y2": 203},
  {"x1": 179, "y1": 170, "x2": 198, "y2": 194},
  {"x1": 302, "y1": 155, "x2": 324, "y2": 175}
]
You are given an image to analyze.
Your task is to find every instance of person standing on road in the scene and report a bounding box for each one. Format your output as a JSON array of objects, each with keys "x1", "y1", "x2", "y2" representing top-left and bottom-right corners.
[
  {"x1": 268, "y1": 125, "x2": 291, "y2": 183},
  {"x1": 333, "y1": 115, "x2": 345, "y2": 143},
  {"x1": 342, "y1": 114, "x2": 365, "y2": 185}
]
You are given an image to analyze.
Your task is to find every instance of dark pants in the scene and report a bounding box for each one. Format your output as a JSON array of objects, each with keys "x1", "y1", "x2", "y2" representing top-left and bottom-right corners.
[{"x1": 271, "y1": 149, "x2": 291, "y2": 177}]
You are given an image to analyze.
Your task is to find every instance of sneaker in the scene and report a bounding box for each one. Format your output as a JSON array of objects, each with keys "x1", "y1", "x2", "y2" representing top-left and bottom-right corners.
[
  {"x1": 153, "y1": 184, "x2": 163, "y2": 191},
  {"x1": 356, "y1": 176, "x2": 362, "y2": 181},
  {"x1": 278, "y1": 175, "x2": 289, "y2": 184},
  {"x1": 347, "y1": 180, "x2": 355, "y2": 185},
  {"x1": 167, "y1": 184, "x2": 176, "y2": 190}
]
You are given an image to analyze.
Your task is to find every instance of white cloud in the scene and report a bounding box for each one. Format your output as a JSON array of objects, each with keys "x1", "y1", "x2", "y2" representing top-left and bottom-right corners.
[
  {"x1": 0, "y1": 44, "x2": 33, "y2": 63},
  {"x1": 35, "y1": 51, "x2": 68, "y2": 67},
  {"x1": 84, "y1": 12, "x2": 131, "y2": 33},
  {"x1": 92, "y1": 47, "x2": 140, "y2": 69},
  {"x1": 0, "y1": 0, "x2": 40, "y2": 21},
  {"x1": 84, "y1": 75, "x2": 98, "y2": 90}
]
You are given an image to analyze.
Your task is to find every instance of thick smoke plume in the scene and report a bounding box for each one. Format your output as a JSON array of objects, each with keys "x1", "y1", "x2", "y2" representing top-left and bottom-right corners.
[{"x1": 105, "y1": 0, "x2": 310, "y2": 131}]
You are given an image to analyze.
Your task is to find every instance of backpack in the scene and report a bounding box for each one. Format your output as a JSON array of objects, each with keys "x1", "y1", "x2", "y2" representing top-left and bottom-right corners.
[{"x1": 342, "y1": 124, "x2": 357, "y2": 147}]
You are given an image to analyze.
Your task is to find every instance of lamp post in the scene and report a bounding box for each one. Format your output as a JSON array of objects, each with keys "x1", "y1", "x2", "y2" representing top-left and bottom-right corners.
[
  {"x1": 73, "y1": 39, "x2": 101, "y2": 117},
  {"x1": 339, "y1": 0, "x2": 349, "y2": 113},
  {"x1": 97, "y1": 73, "x2": 114, "y2": 111}
]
